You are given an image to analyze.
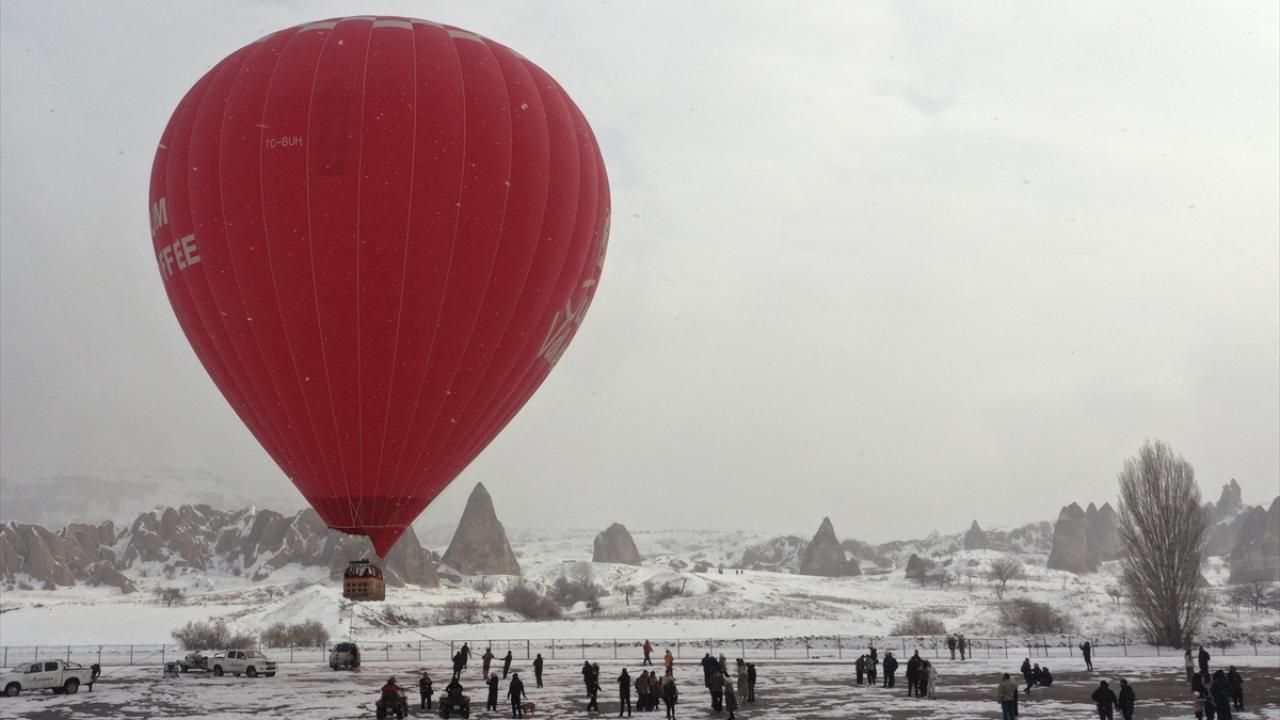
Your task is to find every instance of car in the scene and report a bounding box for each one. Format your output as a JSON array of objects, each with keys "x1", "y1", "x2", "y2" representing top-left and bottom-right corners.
[
  {"x1": 2, "y1": 660, "x2": 94, "y2": 697},
  {"x1": 329, "y1": 642, "x2": 361, "y2": 671},
  {"x1": 178, "y1": 651, "x2": 209, "y2": 672},
  {"x1": 209, "y1": 650, "x2": 277, "y2": 678}
]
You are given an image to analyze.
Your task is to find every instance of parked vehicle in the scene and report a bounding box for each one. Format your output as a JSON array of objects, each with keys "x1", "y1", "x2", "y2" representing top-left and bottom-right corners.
[
  {"x1": 376, "y1": 687, "x2": 409, "y2": 719},
  {"x1": 2, "y1": 660, "x2": 94, "y2": 697},
  {"x1": 210, "y1": 650, "x2": 277, "y2": 678},
  {"x1": 329, "y1": 642, "x2": 361, "y2": 671},
  {"x1": 179, "y1": 652, "x2": 209, "y2": 672}
]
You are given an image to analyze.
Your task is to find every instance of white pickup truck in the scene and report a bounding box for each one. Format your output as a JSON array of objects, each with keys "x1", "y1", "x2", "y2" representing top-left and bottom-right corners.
[
  {"x1": 209, "y1": 649, "x2": 277, "y2": 678},
  {"x1": 2, "y1": 659, "x2": 94, "y2": 696}
]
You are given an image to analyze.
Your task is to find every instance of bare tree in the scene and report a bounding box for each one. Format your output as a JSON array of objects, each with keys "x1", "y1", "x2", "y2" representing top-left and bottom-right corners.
[
  {"x1": 616, "y1": 584, "x2": 636, "y2": 606},
  {"x1": 1117, "y1": 440, "x2": 1208, "y2": 647},
  {"x1": 473, "y1": 575, "x2": 495, "y2": 599},
  {"x1": 1228, "y1": 581, "x2": 1269, "y2": 614},
  {"x1": 988, "y1": 557, "x2": 1025, "y2": 599}
]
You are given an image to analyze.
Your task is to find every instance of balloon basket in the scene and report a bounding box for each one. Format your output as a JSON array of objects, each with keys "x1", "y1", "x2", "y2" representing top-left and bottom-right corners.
[{"x1": 343, "y1": 559, "x2": 386, "y2": 602}]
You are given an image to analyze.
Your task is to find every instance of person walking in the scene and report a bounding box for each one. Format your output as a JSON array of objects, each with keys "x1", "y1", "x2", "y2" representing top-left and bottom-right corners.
[
  {"x1": 486, "y1": 673, "x2": 501, "y2": 712},
  {"x1": 1198, "y1": 646, "x2": 1211, "y2": 675},
  {"x1": 452, "y1": 651, "x2": 465, "y2": 680},
  {"x1": 1080, "y1": 640, "x2": 1094, "y2": 672},
  {"x1": 533, "y1": 653, "x2": 544, "y2": 688},
  {"x1": 588, "y1": 663, "x2": 603, "y2": 712},
  {"x1": 746, "y1": 663, "x2": 757, "y2": 703},
  {"x1": 1092, "y1": 680, "x2": 1117, "y2": 720},
  {"x1": 1227, "y1": 666, "x2": 1244, "y2": 711},
  {"x1": 1117, "y1": 678, "x2": 1136, "y2": 720},
  {"x1": 958, "y1": 635, "x2": 968, "y2": 661},
  {"x1": 643, "y1": 640, "x2": 654, "y2": 666},
  {"x1": 998, "y1": 673, "x2": 1019, "y2": 720},
  {"x1": 905, "y1": 652, "x2": 921, "y2": 697},
  {"x1": 459, "y1": 643, "x2": 472, "y2": 671},
  {"x1": 1021, "y1": 658, "x2": 1034, "y2": 694},
  {"x1": 509, "y1": 673, "x2": 527, "y2": 718},
  {"x1": 1210, "y1": 670, "x2": 1234, "y2": 720},
  {"x1": 883, "y1": 651, "x2": 898, "y2": 688},
  {"x1": 662, "y1": 673, "x2": 679, "y2": 720},
  {"x1": 503, "y1": 650, "x2": 514, "y2": 680},
  {"x1": 724, "y1": 682, "x2": 738, "y2": 720},
  {"x1": 947, "y1": 635, "x2": 957, "y2": 660},
  {"x1": 419, "y1": 671, "x2": 434, "y2": 711},
  {"x1": 483, "y1": 647, "x2": 495, "y2": 678},
  {"x1": 617, "y1": 668, "x2": 633, "y2": 718}
]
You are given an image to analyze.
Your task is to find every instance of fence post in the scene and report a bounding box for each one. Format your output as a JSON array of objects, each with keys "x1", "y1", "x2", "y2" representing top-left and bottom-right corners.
[
  {"x1": 805, "y1": 640, "x2": 810, "y2": 659},
  {"x1": 290, "y1": 645, "x2": 295, "y2": 663},
  {"x1": 837, "y1": 637, "x2": 842, "y2": 659},
  {"x1": 901, "y1": 638, "x2": 907, "y2": 655},
  {"x1": 417, "y1": 641, "x2": 421, "y2": 662},
  {"x1": 741, "y1": 639, "x2": 746, "y2": 659},
  {"x1": 35, "y1": 646, "x2": 40, "y2": 662},
  {"x1": 98, "y1": 646, "x2": 102, "y2": 665},
  {"x1": 162, "y1": 645, "x2": 166, "y2": 665},
  {"x1": 773, "y1": 639, "x2": 777, "y2": 660},
  {"x1": 1253, "y1": 640, "x2": 1258, "y2": 656},
  {"x1": 1122, "y1": 635, "x2": 1127, "y2": 657},
  {"x1": 551, "y1": 639, "x2": 556, "y2": 660},
  {"x1": 450, "y1": 641, "x2": 455, "y2": 658},
  {"x1": 3, "y1": 646, "x2": 7, "y2": 667},
  {"x1": 1003, "y1": 639, "x2": 1007, "y2": 659},
  {"x1": 613, "y1": 640, "x2": 618, "y2": 660},
  {"x1": 129, "y1": 645, "x2": 133, "y2": 665},
  {"x1": 934, "y1": 638, "x2": 939, "y2": 659},
  {"x1": 526, "y1": 640, "x2": 530, "y2": 660},
  {"x1": 1069, "y1": 635, "x2": 1074, "y2": 656},
  {"x1": 581, "y1": 639, "x2": 585, "y2": 659},
  {"x1": 677, "y1": 639, "x2": 681, "y2": 658},
  {"x1": 385, "y1": 644, "x2": 390, "y2": 662}
]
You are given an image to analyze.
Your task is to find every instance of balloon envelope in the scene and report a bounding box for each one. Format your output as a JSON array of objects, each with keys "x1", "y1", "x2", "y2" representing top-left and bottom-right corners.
[{"x1": 150, "y1": 17, "x2": 610, "y2": 557}]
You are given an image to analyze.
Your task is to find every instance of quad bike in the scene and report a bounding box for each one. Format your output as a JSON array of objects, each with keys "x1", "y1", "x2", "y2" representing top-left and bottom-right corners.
[{"x1": 375, "y1": 689, "x2": 409, "y2": 720}]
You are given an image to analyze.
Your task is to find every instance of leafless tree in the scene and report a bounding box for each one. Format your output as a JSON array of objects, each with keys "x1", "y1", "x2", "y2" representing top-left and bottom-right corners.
[
  {"x1": 1228, "y1": 581, "x2": 1269, "y2": 614},
  {"x1": 472, "y1": 575, "x2": 495, "y2": 599},
  {"x1": 989, "y1": 557, "x2": 1025, "y2": 599},
  {"x1": 616, "y1": 584, "x2": 636, "y2": 606},
  {"x1": 1117, "y1": 440, "x2": 1208, "y2": 647}
]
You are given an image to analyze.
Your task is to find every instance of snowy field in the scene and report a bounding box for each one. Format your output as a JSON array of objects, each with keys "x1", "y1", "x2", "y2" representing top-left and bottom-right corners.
[{"x1": 0, "y1": 655, "x2": 1277, "y2": 719}]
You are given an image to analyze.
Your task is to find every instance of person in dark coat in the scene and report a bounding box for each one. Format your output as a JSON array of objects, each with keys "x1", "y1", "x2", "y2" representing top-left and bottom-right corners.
[
  {"x1": 947, "y1": 635, "x2": 957, "y2": 660},
  {"x1": 509, "y1": 673, "x2": 527, "y2": 718},
  {"x1": 662, "y1": 674, "x2": 679, "y2": 720},
  {"x1": 1117, "y1": 678, "x2": 1136, "y2": 720},
  {"x1": 503, "y1": 650, "x2": 514, "y2": 679},
  {"x1": 483, "y1": 647, "x2": 495, "y2": 678},
  {"x1": 1092, "y1": 680, "x2": 1117, "y2": 720},
  {"x1": 1040, "y1": 666, "x2": 1054, "y2": 687},
  {"x1": 855, "y1": 655, "x2": 866, "y2": 685},
  {"x1": 533, "y1": 654, "x2": 544, "y2": 688},
  {"x1": 1020, "y1": 658, "x2": 1034, "y2": 694},
  {"x1": 452, "y1": 651, "x2": 465, "y2": 680},
  {"x1": 701, "y1": 653, "x2": 717, "y2": 688},
  {"x1": 709, "y1": 669, "x2": 725, "y2": 711},
  {"x1": 459, "y1": 643, "x2": 471, "y2": 671},
  {"x1": 958, "y1": 635, "x2": 968, "y2": 661},
  {"x1": 1031, "y1": 664, "x2": 1044, "y2": 686},
  {"x1": 584, "y1": 661, "x2": 596, "y2": 696},
  {"x1": 634, "y1": 670, "x2": 650, "y2": 712},
  {"x1": 588, "y1": 663, "x2": 602, "y2": 711},
  {"x1": 746, "y1": 663, "x2": 756, "y2": 703},
  {"x1": 883, "y1": 652, "x2": 898, "y2": 688},
  {"x1": 88, "y1": 663, "x2": 101, "y2": 691},
  {"x1": 644, "y1": 640, "x2": 654, "y2": 666},
  {"x1": 1198, "y1": 646, "x2": 1211, "y2": 675},
  {"x1": 1227, "y1": 666, "x2": 1244, "y2": 711},
  {"x1": 915, "y1": 661, "x2": 929, "y2": 699},
  {"x1": 487, "y1": 673, "x2": 501, "y2": 711},
  {"x1": 617, "y1": 669, "x2": 632, "y2": 718},
  {"x1": 724, "y1": 681, "x2": 738, "y2": 720},
  {"x1": 866, "y1": 648, "x2": 878, "y2": 685},
  {"x1": 1210, "y1": 670, "x2": 1234, "y2": 720},
  {"x1": 1080, "y1": 640, "x2": 1094, "y2": 671},
  {"x1": 419, "y1": 671, "x2": 434, "y2": 711},
  {"x1": 905, "y1": 652, "x2": 921, "y2": 697}
]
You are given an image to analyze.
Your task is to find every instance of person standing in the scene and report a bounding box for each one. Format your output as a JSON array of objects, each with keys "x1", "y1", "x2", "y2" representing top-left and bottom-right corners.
[
  {"x1": 635, "y1": 670, "x2": 650, "y2": 712},
  {"x1": 88, "y1": 664, "x2": 101, "y2": 692},
  {"x1": 533, "y1": 653, "x2": 544, "y2": 688},
  {"x1": 1117, "y1": 678, "x2": 1136, "y2": 720},
  {"x1": 662, "y1": 673, "x2": 679, "y2": 720},
  {"x1": 737, "y1": 661, "x2": 749, "y2": 704},
  {"x1": 958, "y1": 635, "x2": 968, "y2": 661},
  {"x1": 905, "y1": 652, "x2": 921, "y2": 697},
  {"x1": 1021, "y1": 658, "x2": 1034, "y2": 694},
  {"x1": 617, "y1": 668, "x2": 633, "y2": 718},
  {"x1": 947, "y1": 635, "x2": 957, "y2": 660},
  {"x1": 483, "y1": 647, "x2": 495, "y2": 678},
  {"x1": 855, "y1": 654, "x2": 866, "y2": 685},
  {"x1": 419, "y1": 671, "x2": 434, "y2": 711},
  {"x1": 1092, "y1": 680, "x2": 1117, "y2": 720},
  {"x1": 709, "y1": 669, "x2": 725, "y2": 711},
  {"x1": 883, "y1": 651, "x2": 898, "y2": 688},
  {"x1": 643, "y1": 640, "x2": 654, "y2": 666},
  {"x1": 724, "y1": 682, "x2": 738, "y2": 720},
  {"x1": 487, "y1": 673, "x2": 501, "y2": 711},
  {"x1": 1080, "y1": 640, "x2": 1094, "y2": 671},
  {"x1": 1210, "y1": 670, "x2": 1233, "y2": 720},
  {"x1": 1198, "y1": 646, "x2": 1211, "y2": 675},
  {"x1": 915, "y1": 661, "x2": 928, "y2": 699},
  {"x1": 1185, "y1": 648, "x2": 1197, "y2": 684},
  {"x1": 998, "y1": 673, "x2": 1019, "y2": 720},
  {"x1": 503, "y1": 650, "x2": 514, "y2": 680},
  {"x1": 866, "y1": 648, "x2": 878, "y2": 686},
  {"x1": 701, "y1": 653, "x2": 717, "y2": 688},
  {"x1": 460, "y1": 643, "x2": 472, "y2": 671},
  {"x1": 1227, "y1": 666, "x2": 1244, "y2": 711},
  {"x1": 509, "y1": 673, "x2": 527, "y2": 718},
  {"x1": 664, "y1": 649, "x2": 675, "y2": 673},
  {"x1": 452, "y1": 651, "x2": 465, "y2": 680},
  {"x1": 584, "y1": 661, "x2": 597, "y2": 697},
  {"x1": 924, "y1": 660, "x2": 937, "y2": 699},
  {"x1": 746, "y1": 663, "x2": 757, "y2": 703}
]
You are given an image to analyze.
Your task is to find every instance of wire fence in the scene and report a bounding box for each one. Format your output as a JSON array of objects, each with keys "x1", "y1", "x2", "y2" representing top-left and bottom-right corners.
[{"x1": 3, "y1": 634, "x2": 1275, "y2": 669}]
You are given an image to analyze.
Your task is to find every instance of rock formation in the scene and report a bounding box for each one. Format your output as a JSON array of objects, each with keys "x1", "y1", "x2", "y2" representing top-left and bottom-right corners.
[
  {"x1": 1205, "y1": 480, "x2": 1251, "y2": 557},
  {"x1": 592, "y1": 523, "x2": 641, "y2": 565},
  {"x1": 964, "y1": 521, "x2": 990, "y2": 551},
  {"x1": 1212, "y1": 479, "x2": 1245, "y2": 523},
  {"x1": 739, "y1": 535, "x2": 806, "y2": 573},
  {"x1": 0, "y1": 504, "x2": 439, "y2": 591},
  {"x1": 1047, "y1": 501, "x2": 1123, "y2": 573},
  {"x1": 904, "y1": 553, "x2": 937, "y2": 581},
  {"x1": 799, "y1": 517, "x2": 860, "y2": 577},
  {"x1": 440, "y1": 483, "x2": 521, "y2": 576},
  {"x1": 1228, "y1": 496, "x2": 1280, "y2": 583}
]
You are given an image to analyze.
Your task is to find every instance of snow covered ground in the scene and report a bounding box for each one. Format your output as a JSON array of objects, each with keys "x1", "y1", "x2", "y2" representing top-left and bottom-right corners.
[{"x1": 0, "y1": 655, "x2": 1277, "y2": 719}]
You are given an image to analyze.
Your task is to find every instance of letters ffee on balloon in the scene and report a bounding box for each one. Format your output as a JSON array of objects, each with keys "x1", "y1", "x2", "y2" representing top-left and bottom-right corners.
[{"x1": 149, "y1": 16, "x2": 611, "y2": 557}]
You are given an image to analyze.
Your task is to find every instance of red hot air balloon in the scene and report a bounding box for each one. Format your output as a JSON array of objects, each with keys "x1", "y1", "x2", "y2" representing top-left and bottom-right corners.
[{"x1": 149, "y1": 17, "x2": 610, "y2": 558}]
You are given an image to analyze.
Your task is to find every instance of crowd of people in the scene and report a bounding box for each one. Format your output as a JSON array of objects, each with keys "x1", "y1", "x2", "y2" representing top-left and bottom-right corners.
[{"x1": 372, "y1": 637, "x2": 1254, "y2": 718}]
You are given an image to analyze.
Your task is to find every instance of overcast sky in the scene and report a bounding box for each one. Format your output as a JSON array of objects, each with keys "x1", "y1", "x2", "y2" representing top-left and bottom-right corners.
[{"x1": 1, "y1": 1, "x2": 1276, "y2": 542}]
